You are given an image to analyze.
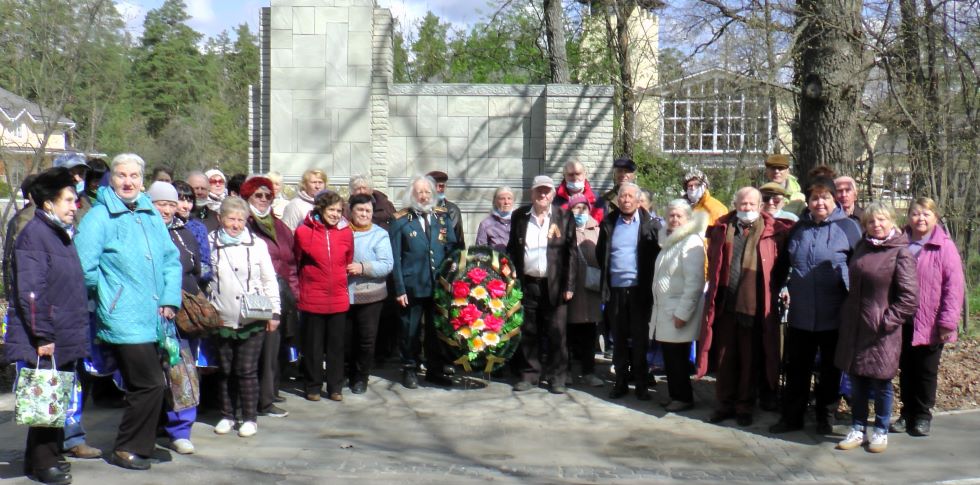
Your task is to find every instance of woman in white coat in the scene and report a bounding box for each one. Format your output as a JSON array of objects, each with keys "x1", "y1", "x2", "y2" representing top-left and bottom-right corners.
[{"x1": 651, "y1": 199, "x2": 707, "y2": 412}]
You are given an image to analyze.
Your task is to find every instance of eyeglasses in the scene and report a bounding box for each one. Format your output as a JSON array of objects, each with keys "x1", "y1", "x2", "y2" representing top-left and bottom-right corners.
[
  {"x1": 209, "y1": 178, "x2": 225, "y2": 185},
  {"x1": 762, "y1": 195, "x2": 783, "y2": 204},
  {"x1": 251, "y1": 192, "x2": 273, "y2": 200}
]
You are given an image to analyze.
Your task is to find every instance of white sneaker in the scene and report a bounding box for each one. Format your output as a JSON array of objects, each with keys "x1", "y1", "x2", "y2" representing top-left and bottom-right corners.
[
  {"x1": 836, "y1": 429, "x2": 865, "y2": 450},
  {"x1": 868, "y1": 432, "x2": 888, "y2": 453},
  {"x1": 238, "y1": 421, "x2": 257, "y2": 437},
  {"x1": 171, "y1": 438, "x2": 195, "y2": 454},
  {"x1": 214, "y1": 418, "x2": 235, "y2": 435}
]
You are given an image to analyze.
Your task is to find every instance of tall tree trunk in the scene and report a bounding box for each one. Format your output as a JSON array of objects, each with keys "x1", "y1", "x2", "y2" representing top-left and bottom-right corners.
[
  {"x1": 543, "y1": 0, "x2": 569, "y2": 84},
  {"x1": 792, "y1": 0, "x2": 863, "y2": 186},
  {"x1": 615, "y1": 1, "x2": 636, "y2": 160}
]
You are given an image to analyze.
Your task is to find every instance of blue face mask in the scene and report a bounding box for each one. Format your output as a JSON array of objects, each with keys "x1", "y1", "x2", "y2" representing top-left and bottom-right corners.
[
  {"x1": 493, "y1": 209, "x2": 512, "y2": 219},
  {"x1": 566, "y1": 181, "x2": 584, "y2": 193},
  {"x1": 574, "y1": 213, "x2": 589, "y2": 227},
  {"x1": 436, "y1": 192, "x2": 446, "y2": 201},
  {"x1": 75, "y1": 181, "x2": 85, "y2": 194}
]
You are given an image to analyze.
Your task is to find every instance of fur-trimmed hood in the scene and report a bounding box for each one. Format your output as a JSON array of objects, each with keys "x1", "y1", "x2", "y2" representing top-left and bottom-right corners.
[{"x1": 658, "y1": 211, "x2": 708, "y2": 251}]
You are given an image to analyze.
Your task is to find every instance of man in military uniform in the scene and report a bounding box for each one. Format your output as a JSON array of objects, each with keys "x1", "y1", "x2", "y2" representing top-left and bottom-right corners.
[
  {"x1": 390, "y1": 174, "x2": 461, "y2": 388},
  {"x1": 601, "y1": 158, "x2": 637, "y2": 212},
  {"x1": 426, "y1": 170, "x2": 465, "y2": 246}
]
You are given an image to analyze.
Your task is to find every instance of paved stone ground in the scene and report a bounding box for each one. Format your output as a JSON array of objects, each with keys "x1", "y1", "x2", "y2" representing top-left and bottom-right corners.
[{"x1": 1, "y1": 365, "x2": 979, "y2": 484}]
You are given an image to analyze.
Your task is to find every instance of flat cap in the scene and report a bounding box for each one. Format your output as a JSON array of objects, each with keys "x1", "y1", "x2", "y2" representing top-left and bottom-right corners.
[
  {"x1": 765, "y1": 154, "x2": 790, "y2": 169},
  {"x1": 613, "y1": 158, "x2": 636, "y2": 172},
  {"x1": 758, "y1": 182, "x2": 788, "y2": 196}
]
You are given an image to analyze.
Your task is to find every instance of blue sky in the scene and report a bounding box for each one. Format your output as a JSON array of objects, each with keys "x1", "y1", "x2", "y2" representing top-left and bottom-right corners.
[{"x1": 115, "y1": 0, "x2": 480, "y2": 39}]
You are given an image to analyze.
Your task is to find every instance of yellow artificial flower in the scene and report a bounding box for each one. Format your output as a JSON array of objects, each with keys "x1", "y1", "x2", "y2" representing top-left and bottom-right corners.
[
  {"x1": 452, "y1": 297, "x2": 468, "y2": 307},
  {"x1": 470, "y1": 286, "x2": 489, "y2": 300},
  {"x1": 470, "y1": 319, "x2": 485, "y2": 331},
  {"x1": 482, "y1": 332, "x2": 500, "y2": 347},
  {"x1": 488, "y1": 299, "x2": 505, "y2": 312},
  {"x1": 469, "y1": 336, "x2": 486, "y2": 352},
  {"x1": 458, "y1": 327, "x2": 472, "y2": 339}
]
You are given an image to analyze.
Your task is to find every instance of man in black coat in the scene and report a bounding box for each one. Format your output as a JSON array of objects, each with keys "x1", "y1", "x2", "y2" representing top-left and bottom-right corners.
[
  {"x1": 596, "y1": 182, "x2": 660, "y2": 400},
  {"x1": 506, "y1": 175, "x2": 577, "y2": 394},
  {"x1": 427, "y1": 171, "x2": 465, "y2": 246}
]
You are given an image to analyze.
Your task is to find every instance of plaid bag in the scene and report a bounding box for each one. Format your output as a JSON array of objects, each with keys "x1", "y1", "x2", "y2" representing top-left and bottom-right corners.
[
  {"x1": 14, "y1": 357, "x2": 75, "y2": 428},
  {"x1": 175, "y1": 290, "x2": 222, "y2": 336}
]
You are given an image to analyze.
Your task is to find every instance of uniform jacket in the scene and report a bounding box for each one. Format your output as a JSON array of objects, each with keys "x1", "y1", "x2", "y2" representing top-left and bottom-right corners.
[
  {"x1": 695, "y1": 211, "x2": 790, "y2": 387},
  {"x1": 568, "y1": 216, "x2": 602, "y2": 323},
  {"x1": 3, "y1": 211, "x2": 90, "y2": 365},
  {"x1": 595, "y1": 207, "x2": 660, "y2": 305},
  {"x1": 835, "y1": 232, "x2": 918, "y2": 379},
  {"x1": 76, "y1": 187, "x2": 183, "y2": 345},
  {"x1": 506, "y1": 205, "x2": 578, "y2": 306},
  {"x1": 905, "y1": 225, "x2": 965, "y2": 346},
  {"x1": 209, "y1": 228, "x2": 282, "y2": 328},
  {"x1": 779, "y1": 206, "x2": 862, "y2": 332},
  {"x1": 437, "y1": 198, "x2": 465, "y2": 247},
  {"x1": 650, "y1": 212, "x2": 708, "y2": 343},
  {"x1": 389, "y1": 207, "x2": 459, "y2": 299},
  {"x1": 294, "y1": 213, "x2": 354, "y2": 314}
]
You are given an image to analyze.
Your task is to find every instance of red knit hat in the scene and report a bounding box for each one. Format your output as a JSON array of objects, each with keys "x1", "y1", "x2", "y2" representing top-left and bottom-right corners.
[{"x1": 239, "y1": 176, "x2": 275, "y2": 200}]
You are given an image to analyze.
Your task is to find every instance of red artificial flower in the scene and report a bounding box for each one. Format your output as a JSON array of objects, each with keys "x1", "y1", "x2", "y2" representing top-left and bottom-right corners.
[
  {"x1": 486, "y1": 279, "x2": 506, "y2": 298},
  {"x1": 451, "y1": 317, "x2": 465, "y2": 330},
  {"x1": 459, "y1": 304, "x2": 482, "y2": 324},
  {"x1": 484, "y1": 314, "x2": 504, "y2": 333},
  {"x1": 467, "y1": 267, "x2": 489, "y2": 285},
  {"x1": 452, "y1": 280, "x2": 471, "y2": 299}
]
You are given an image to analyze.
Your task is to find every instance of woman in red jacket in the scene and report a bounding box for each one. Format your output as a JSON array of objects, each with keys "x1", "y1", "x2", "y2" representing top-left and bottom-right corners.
[{"x1": 294, "y1": 191, "x2": 353, "y2": 402}]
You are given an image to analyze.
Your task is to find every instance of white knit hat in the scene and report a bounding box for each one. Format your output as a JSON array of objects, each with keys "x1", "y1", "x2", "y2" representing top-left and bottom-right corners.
[{"x1": 147, "y1": 181, "x2": 178, "y2": 202}]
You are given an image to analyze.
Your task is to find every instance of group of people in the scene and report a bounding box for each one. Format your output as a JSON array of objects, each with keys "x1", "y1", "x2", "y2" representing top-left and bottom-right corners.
[{"x1": 2, "y1": 151, "x2": 965, "y2": 485}]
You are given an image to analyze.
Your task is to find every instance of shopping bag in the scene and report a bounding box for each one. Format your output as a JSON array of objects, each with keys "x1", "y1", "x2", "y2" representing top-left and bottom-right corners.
[
  {"x1": 166, "y1": 343, "x2": 200, "y2": 412},
  {"x1": 14, "y1": 357, "x2": 75, "y2": 428}
]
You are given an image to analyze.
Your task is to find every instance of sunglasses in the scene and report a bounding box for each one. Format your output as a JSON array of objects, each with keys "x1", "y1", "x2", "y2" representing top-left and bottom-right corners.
[
  {"x1": 209, "y1": 178, "x2": 225, "y2": 185},
  {"x1": 762, "y1": 195, "x2": 783, "y2": 203},
  {"x1": 251, "y1": 192, "x2": 273, "y2": 200}
]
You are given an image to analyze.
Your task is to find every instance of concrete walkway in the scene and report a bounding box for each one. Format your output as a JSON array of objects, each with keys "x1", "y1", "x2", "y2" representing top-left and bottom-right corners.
[{"x1": 1, "y1": 367, "x2": 979, "y2": 484}]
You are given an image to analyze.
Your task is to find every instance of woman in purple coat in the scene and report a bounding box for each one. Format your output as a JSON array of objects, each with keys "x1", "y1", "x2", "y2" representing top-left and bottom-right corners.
[
  {"x1": 474, "y1": 186, "x2": 514, "y2": 252},
  {"x1": 891, "y1": 197, "x2": 965, "y2": 437},
  {"x1": 3, "y1": 168, "x2": 89, "y2": 484},
  {"x1": 835, "y1": 202, "x2": 918, "y2": 454}
]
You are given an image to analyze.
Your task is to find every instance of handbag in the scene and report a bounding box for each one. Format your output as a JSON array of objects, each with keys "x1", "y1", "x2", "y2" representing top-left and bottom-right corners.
[
  {"x1": 223, "y1": 246, "x2": 274, "y2": 324},
  {"x1": 584, "y1": 266, "x2": 602, "y2": 292},
  {"x1": 14, "y1": 356, "x2": 75, "y2": 428},
  {"x1": 175, "y1": 290, "x2": 222, "y2": 336},
  {"x1": 166, "y1": 343, "x2": 200, "y2": 412}
]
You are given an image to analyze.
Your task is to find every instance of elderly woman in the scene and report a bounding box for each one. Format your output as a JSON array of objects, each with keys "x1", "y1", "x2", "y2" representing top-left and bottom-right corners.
[
  {"x1": 295, "y1": 191, "x2": 354, "y2": 401},
  {"x1": 345, "y1": 194, "x2": 394, "y2": 393},
  {"x1": 239, "y1": 176, "x2": 299, "y2": 418},
  {"x1": 75, "y1": 154, "x2": 182, "y2": 470},
  {"x1": 650, "y1": 200, "x2": 707, "y2": 412},
  {"x1": 891, "y1": 198, "x2": 965, "y2": 437},
  {"x1": 147, "y1": 182, "x2": 205, "y2": 455},
  {"x1": 349, "y1": 174, "x2": 397, "y2": 229},
  {"x1": 770, "y1": 178, "x2": 861, "y2": 435},
  {"x1": 282, "y1": 168, "x2": 328, "y2": 230},
  {"x1": 173, "y1": 180, "x2": 212, "y2": 286},
  {"x1": 475, "y1": 186, "x2": 514, "y2": 252},
  {"x1": 566, "y1": 194, "x2": 603, "y2": 387},
  {"x1": 835, "y1": 202, "x2": 918, "y2": 453},
  {"x1": 265, "y1": 171, "x2": 291, "y2": 219},
  {"x1": 5, "y1": 168, "x2": 88, "y2": 484},
  {"x1": 204, "y1": 169, "x2": 227, "y2": 212},
  {"x1": 208, "y1": 197, "x2": 281, "y2": 438}
]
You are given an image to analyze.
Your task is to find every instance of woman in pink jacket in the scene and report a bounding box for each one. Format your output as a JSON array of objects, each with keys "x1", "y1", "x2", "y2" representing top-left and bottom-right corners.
[{"x1": 891, "y1": 197, "x2": 965, "y2": 437}]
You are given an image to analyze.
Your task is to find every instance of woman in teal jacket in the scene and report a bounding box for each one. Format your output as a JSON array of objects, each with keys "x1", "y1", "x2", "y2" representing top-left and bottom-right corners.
[{"x1": 75, "y1": 153, "x2": 182, "y2": 471}]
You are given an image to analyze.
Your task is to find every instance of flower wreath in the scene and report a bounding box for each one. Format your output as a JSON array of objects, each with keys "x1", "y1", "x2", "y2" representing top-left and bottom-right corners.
[{"x1": 433, "y1": 246, "x2": 523, "y2": 373}]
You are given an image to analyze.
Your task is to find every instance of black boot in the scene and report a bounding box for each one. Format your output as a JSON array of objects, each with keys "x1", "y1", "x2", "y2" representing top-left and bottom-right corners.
[
  {"x1": 910, "y1": 418, "x2": 931, "y2": 437},
  {"x1": 33, "y1": 466, "x2": 72, "y2": 485},
  {"x1": 889, "y1": 416, "x2": 909, "y2": 434}
]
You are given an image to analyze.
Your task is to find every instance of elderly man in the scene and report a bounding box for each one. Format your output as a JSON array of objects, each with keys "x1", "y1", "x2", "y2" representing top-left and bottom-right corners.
[
  {"x1": 601, "y1": 158, "x2": 637, "y2": 211},
  {"x1": 834, "y1": 176, "x2": 863, "y2": 221},
  {"x1": 507, "y1": 175, "x2": 577, "y2": 394},
  {"x1": 555, "y1": 161, "x2": 605, "y2": 222},
  {"x1": 349, "y1": 174, "x2": 397, "y2": 229},
  {"x1": 697, "y1": 187, "x2": 790, "y2": 426},
  {"x1": 763, "y1": 155, "x2": 805, "y2": 215},
  {"x1": 596, "y1": 182, "x2": 660, "y2": 400},
  {"x1": 683, "y1": 169, "x2": 727, "y2": 226},
  {"x1": 759, "y1": 182, "x2": 799, "y2": 222},
  {"x1": 186, "y1": 171, "x2": 220, "y2": 231},
  {"x1": 426, "y1": 170, "x2": 465, "y2": 246},
  {"x1": 389, "y1": 175, "x2": 460, "y2": 388}
]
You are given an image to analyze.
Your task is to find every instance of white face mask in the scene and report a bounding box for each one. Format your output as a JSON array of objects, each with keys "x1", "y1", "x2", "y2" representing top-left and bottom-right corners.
[
  {"x1": 566, "y1": 181, "x2": 584, "y2": 193},
  {"x1": 737, "y1": 210, "x2": 760, "y2": 224},
  {"x1": 686, "y1": 185, "x2": 705, "y2": 203}
]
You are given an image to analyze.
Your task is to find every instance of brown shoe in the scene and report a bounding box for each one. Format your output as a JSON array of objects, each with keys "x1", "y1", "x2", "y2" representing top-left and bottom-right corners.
[
  {"x1": 329, "y1": 393, "x2": 343, "y2": 402},
  {"x1": 67, "y1": 444, "x2": 102, "y2": 459},
  {"x1": 306, "y1": 393, "x2": 321, "y2": 401}
]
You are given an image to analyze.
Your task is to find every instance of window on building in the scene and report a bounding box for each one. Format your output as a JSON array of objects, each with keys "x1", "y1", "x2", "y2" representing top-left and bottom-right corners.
[{"x1": 661, "y1": 76, "x2": 774, "y2": 154}]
